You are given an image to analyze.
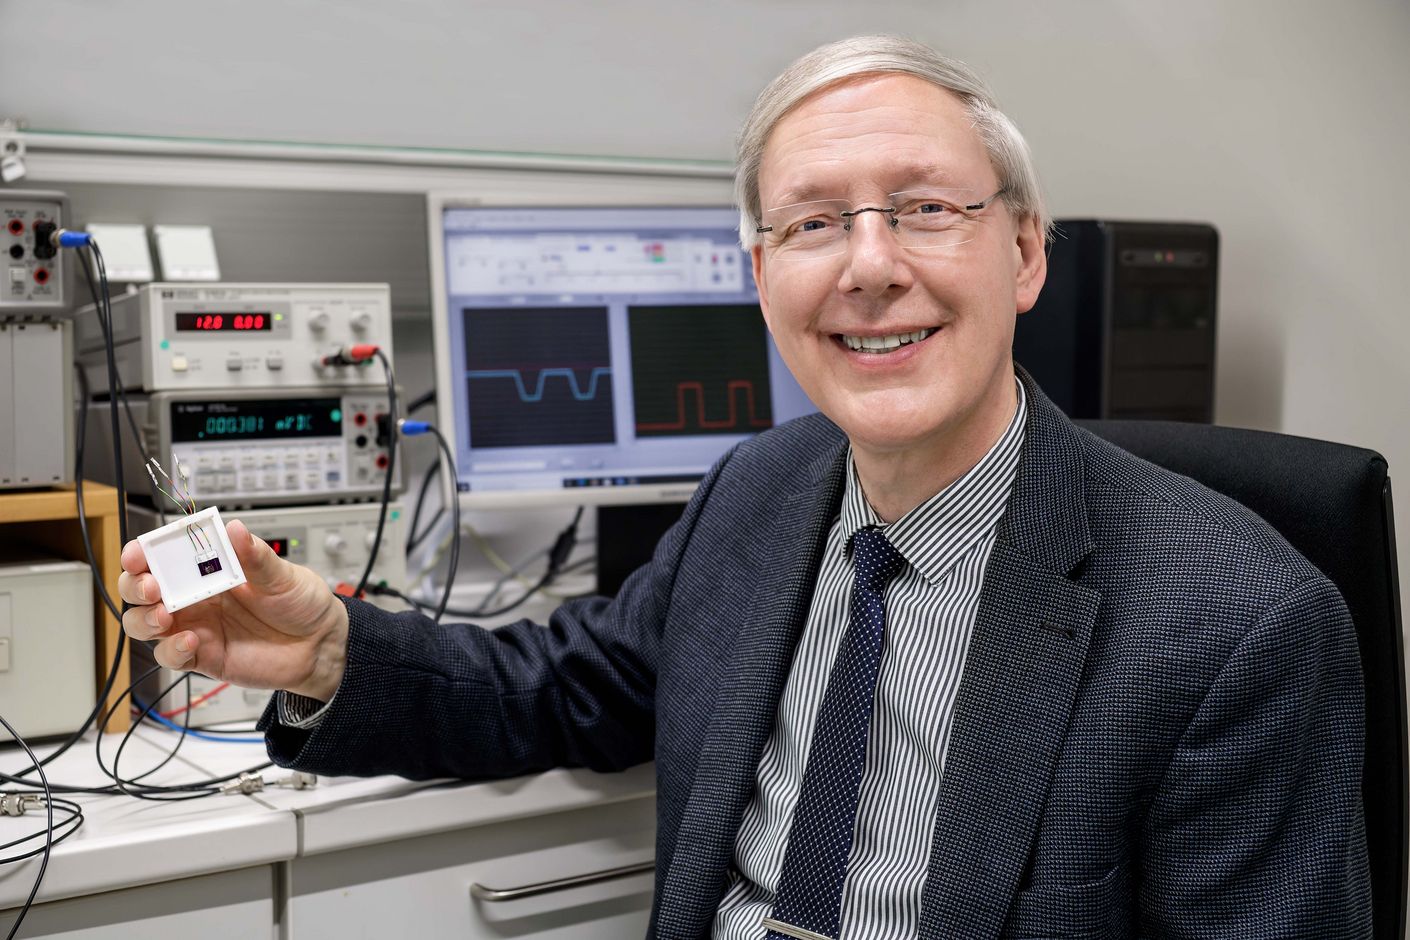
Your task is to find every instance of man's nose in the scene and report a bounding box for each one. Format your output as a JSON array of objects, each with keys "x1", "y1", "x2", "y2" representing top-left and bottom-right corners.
[{"x1": 837, "y1": 210, "x2": 912, "y2": 296}]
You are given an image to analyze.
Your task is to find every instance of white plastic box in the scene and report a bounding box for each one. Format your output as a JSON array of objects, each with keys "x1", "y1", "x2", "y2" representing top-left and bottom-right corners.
[{"x1": 136, "y1": 506, "x2": 246, "y2": 612}]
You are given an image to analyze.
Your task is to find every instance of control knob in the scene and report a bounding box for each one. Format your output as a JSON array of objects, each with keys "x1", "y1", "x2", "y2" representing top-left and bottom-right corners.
[{"x1": 324, "y1": 534, "x2": 348, "y2": 556}]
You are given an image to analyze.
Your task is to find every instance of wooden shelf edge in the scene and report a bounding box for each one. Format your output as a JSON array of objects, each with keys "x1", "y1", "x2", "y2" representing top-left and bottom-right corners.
[{"x1": 0, "y1": 481, "x2": 122, "y2": 524}]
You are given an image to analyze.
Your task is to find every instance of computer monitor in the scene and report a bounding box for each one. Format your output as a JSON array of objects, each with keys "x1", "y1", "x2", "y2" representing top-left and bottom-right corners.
[{"x1": 428, "y1": 199, "x2": 817, "y2": 507}]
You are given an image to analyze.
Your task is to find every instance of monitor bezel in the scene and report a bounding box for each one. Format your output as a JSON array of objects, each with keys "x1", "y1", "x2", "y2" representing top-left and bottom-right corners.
[{"x1": 429, "y1": 186, "x2": 775, "y2": 510}]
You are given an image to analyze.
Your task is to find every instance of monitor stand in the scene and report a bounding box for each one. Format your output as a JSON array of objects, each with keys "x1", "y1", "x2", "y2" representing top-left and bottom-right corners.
[{"x1": 595, "y1": 503, "x2": 687, "y2": 597}]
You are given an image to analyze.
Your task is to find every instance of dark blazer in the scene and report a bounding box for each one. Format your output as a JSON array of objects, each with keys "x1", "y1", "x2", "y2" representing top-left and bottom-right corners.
[{"x1": 264, "y1": 369, "x2": 1372, "y2": 938}]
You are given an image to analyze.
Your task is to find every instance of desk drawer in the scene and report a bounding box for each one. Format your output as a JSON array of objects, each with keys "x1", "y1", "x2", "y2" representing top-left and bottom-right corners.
[
  {"x1": 2, "y1": 866, "x2": 272, "y2": 939},
  {"x1": 288, "y1": 796, "x2": 655, "y2": 939}
]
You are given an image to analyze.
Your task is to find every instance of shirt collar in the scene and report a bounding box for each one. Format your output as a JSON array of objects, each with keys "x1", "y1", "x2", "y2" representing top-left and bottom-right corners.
[{"x1": 841, "y1": 378, "x2": 1028, "y2": 585}]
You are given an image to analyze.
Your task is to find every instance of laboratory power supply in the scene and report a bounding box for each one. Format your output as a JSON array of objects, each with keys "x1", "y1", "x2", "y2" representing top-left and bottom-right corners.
[
  {"x1": 75, "y1": 282, "x2": 395, "y2": 391},
  {"x1": 127, "y1": 501, "x2": 408, "y2": 726},
  {"x1": 0, "y1": 551, "x2": 96, "y2": 740},
  {"x1": 1, "y1": 190, "x2": 72, "y2": 314},
  {"x1": 0, "y1": 315, "x2": 73, "y2": 488},
  {"x1": 86, "y1": 386, "x2": 403, "y2": 507}
]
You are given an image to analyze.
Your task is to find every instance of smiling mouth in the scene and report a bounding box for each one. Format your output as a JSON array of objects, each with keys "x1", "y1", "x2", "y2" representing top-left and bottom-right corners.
[{"x1": 837, "y1": 327, "x2": 939, "y2": 353}]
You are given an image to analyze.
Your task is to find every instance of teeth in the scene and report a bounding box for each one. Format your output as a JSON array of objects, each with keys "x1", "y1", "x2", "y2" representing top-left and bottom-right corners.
[{"x1": 841, "y1": 327, "x2": 937, "y2": 352}]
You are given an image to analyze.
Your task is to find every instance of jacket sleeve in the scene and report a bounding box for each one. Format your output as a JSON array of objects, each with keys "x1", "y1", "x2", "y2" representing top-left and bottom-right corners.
[
  {"x1": 1138, "y1": 575, "x2": 1373, "y2": 938},
  {"x1": 257, "y1": 446, "x2": 736, "y2": 781}
]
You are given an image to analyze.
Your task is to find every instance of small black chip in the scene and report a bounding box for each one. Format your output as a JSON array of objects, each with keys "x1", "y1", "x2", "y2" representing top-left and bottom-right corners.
[{"x1": 197, "y1": 557, "x2": 223, "y2": 577}]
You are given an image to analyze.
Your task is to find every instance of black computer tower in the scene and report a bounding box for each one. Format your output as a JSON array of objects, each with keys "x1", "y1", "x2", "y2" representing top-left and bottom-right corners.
[{"x1": 1014, "y1": 220, "x2": 1219, "y2": 422}]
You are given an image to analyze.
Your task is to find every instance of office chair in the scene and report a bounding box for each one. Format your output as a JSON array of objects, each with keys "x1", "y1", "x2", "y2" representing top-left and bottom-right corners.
[{"x1": 1079, "y1": 419, "x2": 1407, "y2": 940}]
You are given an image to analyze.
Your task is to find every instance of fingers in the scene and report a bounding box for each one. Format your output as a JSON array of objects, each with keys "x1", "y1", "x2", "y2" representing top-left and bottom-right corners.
[
  {"x1": 120, "y1": 538, "x2": 151, "y2": 577},
  {"x1": 151, "y1": 631, "x2": 198, "y2": 671},
  {"x1": 118, "y1": 568, "x2": 163, "y2": 607},
  {"x1": 122, "y1": 601, "x2": 173, "y2": 641}
]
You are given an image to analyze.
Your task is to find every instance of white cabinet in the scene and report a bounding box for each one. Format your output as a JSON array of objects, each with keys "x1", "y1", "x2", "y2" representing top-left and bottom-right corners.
[
  {"x1": 3, "y1": 866, "x2": 274, "y2": 940},
  {"x1": 286, "y1": 796, "x2": 655, "y2": 939}
]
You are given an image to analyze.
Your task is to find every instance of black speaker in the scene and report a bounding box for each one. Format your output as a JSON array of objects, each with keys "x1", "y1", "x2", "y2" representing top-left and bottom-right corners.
[{"x1": 1015, "y1": 220, "x2": 1219, "y2": 421}]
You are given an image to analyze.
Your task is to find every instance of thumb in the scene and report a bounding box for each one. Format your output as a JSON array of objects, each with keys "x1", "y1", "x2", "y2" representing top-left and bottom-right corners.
[{"x1": 227, "y1": 518, "x2": 283, "y2": 587}]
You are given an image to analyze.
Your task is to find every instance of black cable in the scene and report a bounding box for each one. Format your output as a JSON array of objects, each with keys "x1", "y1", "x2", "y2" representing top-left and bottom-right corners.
[
  {"x1": 112, "y1": 671, "x2": 196, "y2": 786},
  {"x1": 90, "y1": 243, "x2": 129, "y2": 549},
  {"x1": 84, "y1": 244, "x2": 267, "y2": 799},
  {"x1": 0, "y1": 798, "x2": 83, "y2": 862},
  {"x1": 0, "y1": 670, "x2": 268, "y2": 796},
  {"x1": 405, "y1": 460, "x2": 442, "y2": 552},
  {"x1": 427, "y1": 425, "x2": 460, "y2": 624},
  {"x1": 373, "y1": 581, "x2": 546, "y2": 620},
  {"x1": 107, "y1": 670, "x2": 211, "y2": 802},
  {"x1": 0, "y1": 246, "x2": 226, "y2": 798},
  {"x1": 72, "y1": 271, "x2": 165, "y2": 527},
  {"x1": 0, "y1": 246, "x2": 134, "y2": 785},
  {"x1": 401, "y1": 392, "x2": 439, "y2": 551},
  {"x1": 97, "y1": 664, "x2": 272, "y2": 799},
  {"x1": 377, "y1": 505, "x2": 581, "y2": 620},
  {"x1": 72, "y1": 363, "x2": 121, "y2": 622},
  {"x1": 353, "y1": 349, "x2": 398, "y2": 596},
  {"x1": 0, "y1": 713, "x2": 54, "y2": 940}
]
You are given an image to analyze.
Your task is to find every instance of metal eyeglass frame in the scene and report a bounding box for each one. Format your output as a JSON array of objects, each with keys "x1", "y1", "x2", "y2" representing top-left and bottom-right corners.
[{"x1": 755, "y1": 187, "x2": 1008, "y2": 239}]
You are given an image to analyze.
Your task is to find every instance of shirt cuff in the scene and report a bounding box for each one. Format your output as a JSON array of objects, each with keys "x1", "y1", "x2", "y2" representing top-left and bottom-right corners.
[{"x1": 276, "y1": 689, "x2": 336, "y2": 729}]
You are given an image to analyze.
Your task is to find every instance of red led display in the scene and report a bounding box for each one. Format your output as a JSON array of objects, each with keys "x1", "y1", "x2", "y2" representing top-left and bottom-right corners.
[{"x1": 175, "y1": 312, "x2": 273, "y2": 332}]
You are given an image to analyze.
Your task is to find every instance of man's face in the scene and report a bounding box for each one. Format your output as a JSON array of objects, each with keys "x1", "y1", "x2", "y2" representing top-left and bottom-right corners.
[{"x1": 751, "y1": 74, "x2": 1046, "y2": 457}]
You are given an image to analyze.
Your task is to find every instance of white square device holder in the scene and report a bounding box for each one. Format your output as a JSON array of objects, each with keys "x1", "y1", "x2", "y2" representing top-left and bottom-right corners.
[{"x1": 136, "y1": 506, "x2": 246, "y2": 612}]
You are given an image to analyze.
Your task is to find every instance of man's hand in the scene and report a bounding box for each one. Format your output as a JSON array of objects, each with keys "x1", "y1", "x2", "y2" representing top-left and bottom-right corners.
[{"x1": 118, "y1": 518, "x2": 349, "y2": 702}]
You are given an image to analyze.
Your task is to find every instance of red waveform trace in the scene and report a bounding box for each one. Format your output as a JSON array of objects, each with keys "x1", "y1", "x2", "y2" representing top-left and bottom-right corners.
[{"x1": 636, "y1": 380, "x2": 772, "y2": 433}]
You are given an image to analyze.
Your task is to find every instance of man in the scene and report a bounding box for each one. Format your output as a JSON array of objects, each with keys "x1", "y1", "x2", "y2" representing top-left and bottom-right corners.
[{"x1": 118, "y1": 35, "x2": 1370, "y2": 938}]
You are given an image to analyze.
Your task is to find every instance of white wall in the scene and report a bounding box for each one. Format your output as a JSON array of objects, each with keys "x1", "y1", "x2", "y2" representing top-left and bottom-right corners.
[{"x1": 4, "y1": 0, "x2": 1407, "y2": 607}]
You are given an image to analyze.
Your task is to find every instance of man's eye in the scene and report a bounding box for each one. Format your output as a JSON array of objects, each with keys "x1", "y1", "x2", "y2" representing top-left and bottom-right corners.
[
  {"x1": 916, "y1": 202, "x2": 952, "y2": 215},
  {"x1": 793, "y1": 218, "x2": 831, "y2": 234}
]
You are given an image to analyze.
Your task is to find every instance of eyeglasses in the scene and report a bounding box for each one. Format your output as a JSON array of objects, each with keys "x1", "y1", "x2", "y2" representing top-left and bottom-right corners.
[{"x1": 755, "y1": 187, "x2": 1007, "y2": 260}]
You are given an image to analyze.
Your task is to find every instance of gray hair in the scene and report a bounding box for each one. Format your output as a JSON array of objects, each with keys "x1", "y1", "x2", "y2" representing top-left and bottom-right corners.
[{"x1": 735, "y1": 35, "x2": 1051, "y2": 250}]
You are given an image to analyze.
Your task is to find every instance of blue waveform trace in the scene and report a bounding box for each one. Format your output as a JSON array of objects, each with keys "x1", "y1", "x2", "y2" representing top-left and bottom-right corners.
[{"x1": 467, "y1": 367, "x2": 613, "y2": 403}]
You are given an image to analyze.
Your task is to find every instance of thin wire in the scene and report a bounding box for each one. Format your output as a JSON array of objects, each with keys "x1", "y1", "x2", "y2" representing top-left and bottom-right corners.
[
  {"x1": 353, "y1": 349, "x2": 399, "y2": 595},
  {"x1": 406, "y1": 459, "x2": 442, "y2": 552},
  {"x1": 100, "y1": 665, "x2": 195, "y2": 792},
  {"x1": 160, "y1": 682, "x2": 230, "y2": 718},
  {"x1": 0, "y1": 248, "x2": 136, "y2": 783},
  {"x1": 480, "y1": 547, "x2": 549, "y2": 611},
  {"x1": 148, "y1": 458, "x2": 194, "y2": 515},
  {"x1": 0, "y1": 713, "x2": 53, "y2": 940},
  {"x1": 99, "y1": 666, "x2": 273, "y2": 798},
  {"x1": 72, "y1": 364, "x2": 121, "y2": 622},
  {"x1": 0, "y1": 798, "x2": 83, "y2": 860},
  {"x1": 427, "y1": 425, "x2": 460, "y2": 624}
]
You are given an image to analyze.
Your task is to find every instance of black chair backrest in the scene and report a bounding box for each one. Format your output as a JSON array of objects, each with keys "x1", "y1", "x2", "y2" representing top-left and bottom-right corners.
[{"x1": 1079, "y1": 419, "x2": 1406, "y2": 939}]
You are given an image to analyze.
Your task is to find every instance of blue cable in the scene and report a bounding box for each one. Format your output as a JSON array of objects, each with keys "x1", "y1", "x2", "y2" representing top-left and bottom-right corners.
[
  {"x1": 55, "y1": 230, "x2": 92, "y2": 248},
  {"x1": 398, "y1": 419, "x2": 431, "y2": 436},
  {"x1": 131, "y1": 697, "x2": 264, "y2": 743}
]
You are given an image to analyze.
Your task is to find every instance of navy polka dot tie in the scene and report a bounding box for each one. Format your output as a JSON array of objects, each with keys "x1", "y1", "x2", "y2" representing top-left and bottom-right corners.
[{"x1": 763, "y1": 526, "x2": 906, "y2": 940}]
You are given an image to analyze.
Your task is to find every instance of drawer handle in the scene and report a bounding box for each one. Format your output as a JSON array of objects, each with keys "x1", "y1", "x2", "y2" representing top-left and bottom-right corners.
[{"x1": 470, "y1": 859, "x2": 655, "y2": 902}]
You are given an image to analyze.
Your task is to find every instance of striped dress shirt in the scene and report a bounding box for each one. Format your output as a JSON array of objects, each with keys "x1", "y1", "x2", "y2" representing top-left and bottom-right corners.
[{"x1": 713, "y1": 380, "x2": 1027, "y2": 940}]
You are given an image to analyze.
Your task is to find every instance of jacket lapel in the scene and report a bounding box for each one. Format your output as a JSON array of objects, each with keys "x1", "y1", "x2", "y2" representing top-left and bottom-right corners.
[
  {"x1": 918, "y1": 373, "x2": 1102, "y2": 937},
  {"x1": 655, "y1": 445, "x2": 848, "y2": 940}
]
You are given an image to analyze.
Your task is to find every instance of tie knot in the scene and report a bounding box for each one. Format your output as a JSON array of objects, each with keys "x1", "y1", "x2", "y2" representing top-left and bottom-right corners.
[{"x1": 850, "y1": 527, "x2": 905, "y2": 591}]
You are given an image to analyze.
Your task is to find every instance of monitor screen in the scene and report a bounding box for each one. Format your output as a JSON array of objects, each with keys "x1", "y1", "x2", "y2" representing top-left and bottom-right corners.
[{"x1": 431, "y1": 203, "x2": 817, "y2": 506}]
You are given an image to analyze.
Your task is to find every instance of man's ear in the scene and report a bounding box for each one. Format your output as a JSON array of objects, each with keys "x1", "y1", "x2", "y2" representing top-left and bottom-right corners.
[
  {"x1": 1014, "y1": 215, "x2": 1047, "y2": 315},
  {"x1": 751, "y1": 244, "x2": 773, "y2": 328}
]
